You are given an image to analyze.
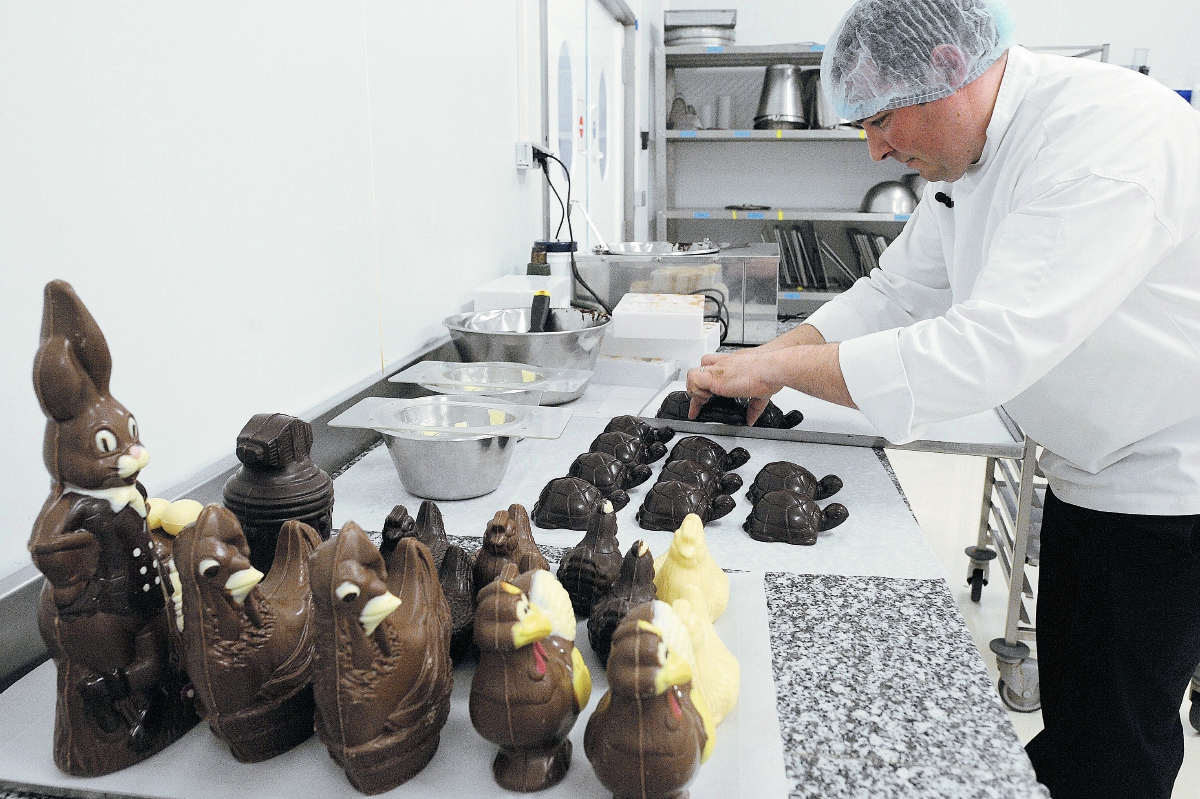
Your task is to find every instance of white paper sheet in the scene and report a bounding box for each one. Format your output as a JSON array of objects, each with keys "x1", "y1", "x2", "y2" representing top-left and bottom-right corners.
[{"x1": 0, "y1": 575, "x2": 787, "y2": 799}]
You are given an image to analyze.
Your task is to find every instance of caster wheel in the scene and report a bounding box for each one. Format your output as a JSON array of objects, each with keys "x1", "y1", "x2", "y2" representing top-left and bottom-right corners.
[
  {"x1": 969, "y1": 568, "x2": 985, "y2": 602},
  {"x1": 1190, "y1": 692, "x2": 1200, "y2": 734},
  {"x1": 998, "y1": 678, "x2": 1041, "y2": 713}
]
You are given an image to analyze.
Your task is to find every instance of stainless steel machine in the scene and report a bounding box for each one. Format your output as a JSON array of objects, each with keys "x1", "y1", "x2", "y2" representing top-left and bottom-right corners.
[{"x1": 571, "y1": 242, "x2": 779, "y2": 345}]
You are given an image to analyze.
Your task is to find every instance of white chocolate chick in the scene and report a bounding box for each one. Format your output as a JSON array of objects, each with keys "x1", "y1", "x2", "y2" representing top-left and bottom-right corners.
[
  {"x1": 673, "y1": 584, "x2": 739, "y2": 725},
  {"x1": 653, "y1": 513, "x2": 728, "y2": 620}
]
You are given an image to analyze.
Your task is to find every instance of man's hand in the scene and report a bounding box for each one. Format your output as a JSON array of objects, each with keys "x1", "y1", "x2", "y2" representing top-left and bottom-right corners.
[
  {"x1": 686, "y1": 350, "x2": 787, "y2": 424},
  {"x1": 685, "y1": 342, "x2": 857, "y2": 423}
]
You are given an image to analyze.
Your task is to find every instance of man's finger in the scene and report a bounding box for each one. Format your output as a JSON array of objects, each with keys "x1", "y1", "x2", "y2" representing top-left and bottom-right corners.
[
  {"x1": 700, "y1": 352, "x2": 720, "y2": 366},
  {"x1": 746, "y1": 397, "x2": 769, "y2": 426},
  {"x1": 688, "y1": 395, "x2": 706, "y2": 420}
]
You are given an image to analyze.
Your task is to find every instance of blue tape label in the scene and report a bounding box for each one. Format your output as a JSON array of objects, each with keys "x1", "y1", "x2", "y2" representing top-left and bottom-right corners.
[{"x1": 693, "y1": 211, "x2": 711, "y2": 218}]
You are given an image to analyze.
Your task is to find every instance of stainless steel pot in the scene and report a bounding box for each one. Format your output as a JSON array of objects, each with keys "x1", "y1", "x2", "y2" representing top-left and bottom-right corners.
[
  {"x1": 754, "y1": 64, "x2": 806, "y2": 129},
  {"x1": 804, "y1": 71, "x2": 853, "y2": 129},
  {"x1": 443, "y1": 307, "x2": 610, "y2": 378}
]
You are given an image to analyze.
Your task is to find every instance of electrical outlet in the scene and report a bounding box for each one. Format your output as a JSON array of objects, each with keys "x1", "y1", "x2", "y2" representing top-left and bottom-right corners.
[{"x1": 515, "y1": 142, "x2": 535, "y2": 170}]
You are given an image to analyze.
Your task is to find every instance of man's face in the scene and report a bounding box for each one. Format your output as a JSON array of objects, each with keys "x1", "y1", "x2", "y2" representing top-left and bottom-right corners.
[{"x1": 860, "y1": 94, "x2": 978, "y2": 183}]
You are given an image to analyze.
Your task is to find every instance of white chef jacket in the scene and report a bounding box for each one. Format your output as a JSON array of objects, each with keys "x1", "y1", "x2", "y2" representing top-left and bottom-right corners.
[{"x1": 805, "y1": 45, "x2": 1200, "y2": 514}]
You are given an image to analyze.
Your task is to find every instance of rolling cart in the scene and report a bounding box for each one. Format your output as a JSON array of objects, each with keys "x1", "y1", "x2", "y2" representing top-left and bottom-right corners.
[{"x1": 965, "y1": 434, "x2": 1046, "y2": 713}]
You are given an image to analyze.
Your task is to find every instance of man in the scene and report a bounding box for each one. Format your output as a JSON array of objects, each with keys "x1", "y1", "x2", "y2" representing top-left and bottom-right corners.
[{"x1": 686, "y1": 1, "x2": 1200, "y2": 797}]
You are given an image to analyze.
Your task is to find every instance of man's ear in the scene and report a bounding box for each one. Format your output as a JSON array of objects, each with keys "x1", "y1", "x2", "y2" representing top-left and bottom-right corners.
[{"x1": 930, "y1": 44, "x2": 969, "y2": 88}]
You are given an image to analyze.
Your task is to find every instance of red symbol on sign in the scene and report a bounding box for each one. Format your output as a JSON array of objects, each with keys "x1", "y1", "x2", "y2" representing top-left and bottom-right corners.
[{"x1": 578, "y1": 116, "x2": 584, "y2": 138}]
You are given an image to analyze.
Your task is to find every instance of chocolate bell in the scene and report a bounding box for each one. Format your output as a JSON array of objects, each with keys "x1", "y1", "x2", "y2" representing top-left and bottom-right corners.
[{"x1": 223, "y1": 413, "x2": 334, "y2": 573}]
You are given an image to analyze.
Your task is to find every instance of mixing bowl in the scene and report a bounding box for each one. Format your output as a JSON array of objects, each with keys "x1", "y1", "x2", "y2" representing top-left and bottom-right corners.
[
  {"x1": 443, "y1": 307, "x2": 610, "y2": 380},
  {"x1": 378, "y1": 396, "x2": 520, "y2": 500},
  {"x1": 860, "y1": 181, "x2": 919, "y2": 215}
]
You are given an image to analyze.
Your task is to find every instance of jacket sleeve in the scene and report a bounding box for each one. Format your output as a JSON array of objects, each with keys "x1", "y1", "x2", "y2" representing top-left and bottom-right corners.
[
  {"x1": 836, "y1": 174, "x2": 1174, "y2": 443},
  {"x1": 804, "y1": 195, "x2": 954, "y2": 343}
]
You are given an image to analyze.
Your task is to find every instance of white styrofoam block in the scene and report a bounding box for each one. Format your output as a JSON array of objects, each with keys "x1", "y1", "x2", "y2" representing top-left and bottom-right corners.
[
  {"x1": 591, "y1": 355, "x2": 681, "y2": 387},
  {"x1": 704, "y1": 319, "x2": 722, "y2": 352},
  {"x1": 599, "y1": 322, "x2": 720, "y2": 369},
  {"x1": 609, "y1": 292, "x2": 704, "y2": 339},
  {"x1": 471, "y1": 274, "x2": 571, "y2": 311}
]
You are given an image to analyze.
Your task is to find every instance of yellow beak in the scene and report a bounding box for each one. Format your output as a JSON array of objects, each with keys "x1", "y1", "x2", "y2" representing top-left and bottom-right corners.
[
  {"x1": 654, "y1": 649, "x2": 693, "y2": 695},
  {"x1": 359, "y1": 591, "x2": 402, "y2": 635},
  {"x1": 224, "y1": 567, "x2": 264, "y2": 605},
  {"x1": 512, "y1": 604, "x2": 553, "y2": 649}
]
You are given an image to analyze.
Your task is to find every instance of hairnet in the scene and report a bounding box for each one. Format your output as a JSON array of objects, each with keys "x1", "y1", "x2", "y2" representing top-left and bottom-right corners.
[{"x1": 820, "y1": 0, "x2": 1015, "y2": 122}]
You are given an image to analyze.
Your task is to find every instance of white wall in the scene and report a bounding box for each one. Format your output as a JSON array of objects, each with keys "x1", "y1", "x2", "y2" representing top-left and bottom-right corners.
[
  {"x1": 0, "y1": 1, "x2": 545, "y2": 579},
  {"x1": 668, "y1": 0, "x2": 1200, "y2": 91}
]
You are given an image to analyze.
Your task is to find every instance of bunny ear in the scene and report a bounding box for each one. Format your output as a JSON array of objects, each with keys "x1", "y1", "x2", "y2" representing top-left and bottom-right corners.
[
  {"x1": 33, "y1": 335, "x2": 91, "y2": 421},
  {"x1": 39, "y1": 280, "x2": 112, "y2": 394}
]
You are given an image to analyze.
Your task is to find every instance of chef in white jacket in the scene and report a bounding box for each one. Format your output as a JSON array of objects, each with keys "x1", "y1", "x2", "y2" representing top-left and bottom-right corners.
[{"x1": 687, "y1": 1, "x2": 1200, "y2": 796}]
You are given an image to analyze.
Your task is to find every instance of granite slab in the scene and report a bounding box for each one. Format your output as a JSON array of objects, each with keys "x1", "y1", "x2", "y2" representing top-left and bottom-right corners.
[{"x1": 763, "y1": 572, "x2": 1047, "y2": 798}]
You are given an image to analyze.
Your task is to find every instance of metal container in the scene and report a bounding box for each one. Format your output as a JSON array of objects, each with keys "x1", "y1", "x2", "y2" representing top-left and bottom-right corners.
[
  {"x1": 378, "y1": 397, "x2": 519, "y2": 500},
  {"x1": 860, "y1": 181, "x2": 919, "y2": 214},
  {"x1": 754, "y1": 64, "x2": 806, "y2": 129},
  {"x1": 664, "y1": 9, "x2": 736, "y2": 47},
  {"x1": 571, "y1": 243, "x2": 779, "y2": 345},
  {"x1": 803, "y1": 70, "x2": 854, "y2": 129},
  {"x1": 443, "y1": 308, "x2": 609, "y2": 378}
]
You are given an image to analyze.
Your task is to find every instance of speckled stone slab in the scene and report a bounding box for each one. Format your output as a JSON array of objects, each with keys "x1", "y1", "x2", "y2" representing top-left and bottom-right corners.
[{"x1": 764, "y1": 572, "x2": 1048, "y2": 798}]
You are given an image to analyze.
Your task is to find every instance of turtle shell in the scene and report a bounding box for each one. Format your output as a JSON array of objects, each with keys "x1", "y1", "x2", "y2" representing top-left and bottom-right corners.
[
  {"x1": 605, "y1": 415, "x2": 675, "y2": 447},
  {"x1": 747, "y1": 461, "x2": 843, "y2": 505},
  {"x1": 666, "y1": 435, "x2": 750, "y2": 474},
  {"x1": 590, "y1": 430, "x2": 665, "y2": 466},
  {"x1": 569, "y1": 451, "x2": 651, "y2": 495},
  {"x1": 657, "y1": 459, "x2": 743, "y2": 499},
  {"x1": 742, "y1": 489, "x2": 849, "y2": 545},
  {"x1": 636, "y1": 480, "x2": 735, "y2": 531},
  {"x1": 656, "y1": 391, "x2": 804, "y2": 429},
  {"x1": 533, "y1": 477, "x2": 627, "y2": 530}
]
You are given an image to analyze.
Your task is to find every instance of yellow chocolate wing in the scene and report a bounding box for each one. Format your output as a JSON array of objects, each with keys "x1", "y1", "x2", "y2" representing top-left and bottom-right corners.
[{"x1": 571, "y1": 645, "x2": 592, "y2": 710}]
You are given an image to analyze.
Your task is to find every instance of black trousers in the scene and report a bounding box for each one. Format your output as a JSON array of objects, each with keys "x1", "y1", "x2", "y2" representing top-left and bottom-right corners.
[{"x1": 1026, "y1": 489, "x2": 1200, "y2": 799}]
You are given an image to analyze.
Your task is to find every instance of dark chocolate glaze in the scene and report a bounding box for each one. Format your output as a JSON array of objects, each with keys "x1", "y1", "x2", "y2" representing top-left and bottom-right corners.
[
  {"x1": 310, "y1": 524, "x2": 453, "y2": 793},
  {"x1": 380, "y1": 501, "x2": 449, "y2": 570},
  {"x1": 746, "y1": 461, "x2": 843, "y2": 505},
  {"x1": 222, "y1": 413, "x2": 334, "y2": 574},
  {"x1": 587, "y1": 541, "x2": 657, "y2": 665},
  {"x1": 174, "y1": 506, "x2": 318, "y2": 762},
  {"x1": 666, "y1": 435, "x2": 750, "y2": 475},
  {"x1": 533, "y1": 477, "x2": 628, "y2": 531},
  {"x1": 569, "y1": 450, "x2": 652, "y2": 495},
  {"x1": 743, "y1": 489, "x2": 850, "y2": 545},
  {"x1": 438, "y1": 544, "x2": 476, "y2": 663},
  {"x1": 584, "y1": 603, "x2": 708, "y2": 799},
  {"x1": 656, "y1": 390, "x2": 804, "y2": 429},
  {"x1": 474, "y1": 504, "x2": 549, "y2": 598},
  {"x1": 604, "y1": 414, "x2": 676, "y2": 447},
  {"x1": 590, "y1": 430, "x2": 666, "y2": 466},
  {"x1": 557, "y1": 502, "x2": 623, "y2": 617},
  {"x1": 656, "y1": 459, "x2": 744, "y2": 500},
  {"x1": 30, "y1": 280, "x2": 197, "y2": 776},
  {"x1": 636, "y1": 480, "x2": 736, "y2": 532}
]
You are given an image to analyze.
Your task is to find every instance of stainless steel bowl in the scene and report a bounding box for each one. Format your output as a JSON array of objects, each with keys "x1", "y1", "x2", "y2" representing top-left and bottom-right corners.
[
  {"x1": 378, "y1": 396, "x2": 519, "y2": 500},
  {"x1": 754, "y1": 64, "x2": 806, "y2": 129},
  {"x1": 443, "y1": 308, "x2": 609, "y2": 401},
  {"x1": 860, "y1": 181, "x2": 919, "y2": 215}
]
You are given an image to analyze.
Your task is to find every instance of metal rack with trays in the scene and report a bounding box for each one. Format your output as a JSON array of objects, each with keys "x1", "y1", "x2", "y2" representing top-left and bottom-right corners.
[{"x1": 652, "y1": 42, "x2": 911, "y2": 317}]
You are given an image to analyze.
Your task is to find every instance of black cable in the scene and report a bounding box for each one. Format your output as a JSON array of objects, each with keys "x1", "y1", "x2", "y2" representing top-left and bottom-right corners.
[
  {"x1": 698, "y1": 289, "x2": 730, "y2": 344},
  {"x1": 542, "y1": 152, "x2": 611, "y2": 314},
  {"x1": 541, "y1": 160, "x2": 566, "y2": 235}
]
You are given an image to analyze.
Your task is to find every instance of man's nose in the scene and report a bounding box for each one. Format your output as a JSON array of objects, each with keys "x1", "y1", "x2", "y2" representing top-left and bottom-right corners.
[{"x1": 864, "y1": 127, "x2": 891, "y2": 162}]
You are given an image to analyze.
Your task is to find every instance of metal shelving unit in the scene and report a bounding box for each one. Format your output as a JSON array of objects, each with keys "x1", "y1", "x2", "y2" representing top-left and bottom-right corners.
[{"x1": 653, "y1": 43, "x2": 909, "y2": 310}]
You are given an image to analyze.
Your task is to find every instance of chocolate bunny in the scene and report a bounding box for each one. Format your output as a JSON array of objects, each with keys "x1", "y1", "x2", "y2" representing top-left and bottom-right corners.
[{"x1": 29, "y1": 280, "x2": 196, "y2": 776}]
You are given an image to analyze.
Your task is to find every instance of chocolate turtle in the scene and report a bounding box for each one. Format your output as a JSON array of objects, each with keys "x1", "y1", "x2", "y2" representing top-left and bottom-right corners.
[
  {"x1": 557, "y1": 501, "x2": 622, "y2": 617},
  {"x1": 742, "y1": 489, "x2": 849, "y2": 545},
  {"x1": 569, "y1": 451, "x2": 652, "y2": 498},
  {"x1": 587, "y1": 540, "x2": 657, "y2": 666},
  {"x1": 533, "y1": 476, "x2": 628, "y2": 530},
  {"x1": 657, "y1": 458, "x2": 743, "y2": 499},
  {"x1": 746, "y1": 461, "x2": 843, "y2": 505},
  {"x1": 604, "y1": 415, "x2": 675, "y2": 451},
  {"x1": 635, "y1": 480, "x2": 736, "y2": 531},
  {"x1": 656, "y1": 391, "x2": 804, "y2": 429},
  {"x1": 590, "y1": 430, "x2": 664, "y2": 466},
  {"x1": 666, "y1": 435, "x2": 750, "y2": 474}
]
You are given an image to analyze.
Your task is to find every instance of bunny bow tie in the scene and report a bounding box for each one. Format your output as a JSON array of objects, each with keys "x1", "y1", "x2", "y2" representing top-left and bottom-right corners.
[{"x1": 64, "y1": 484, "x2": 148, "y2": 518}]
